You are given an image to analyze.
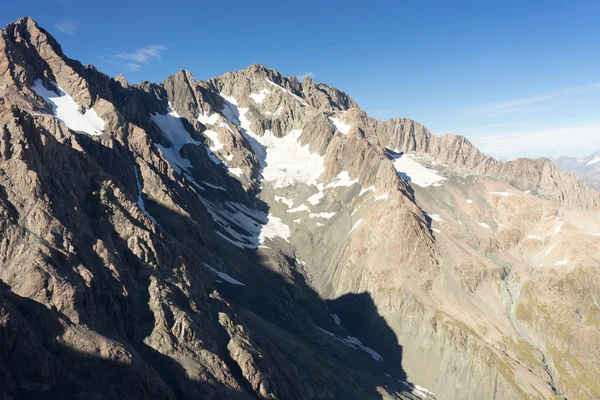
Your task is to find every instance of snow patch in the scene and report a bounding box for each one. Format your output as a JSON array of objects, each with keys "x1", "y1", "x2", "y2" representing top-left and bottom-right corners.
[
  {"x1": 238, "y1": 106, "x2": 325, "y2": 188},
  {"x1": 202, "y1": 129, "x2": 224, "y2": 152},
  {"x1": 250, "y1": 88, "x2": 271, "y2": 104},
  {"x1": 31, "y1": 79, "x2": 105, "y2": 136},
  {"x1": 426, "y1": 213, "x2": 443, "y2": 222},
  {"x1": 399, "y1": 380, "x2": 437, "y2": 399},
  {"x1": 200, "y1": 181, "x2": 226, "y2": 191},
  {"x1": 329, "y1": 117, "x2": 352, "y2": 134},
  {"x1": 151, "y1": 104, "x2": 214, "y2": 172},
  {"x1": 387, "y1": 150, "x2": 447, "y2": 188},
  {"x1": 478, "y1": 222, "x2": 490, "y2": 229},
  {"x1": 319, "y1": 328, "x2": 383, "y2": 362},
  {"x1": 375, "y1": 194, "x2": 389, "y2": 201},
  {"x1": 554, "y1": 221, "x2": 564, "y2": 234},
  {"x1": 204, "y1": 264, "x2": 245, "y2": 286},
  {"x1": 490, "y1": 191, "x2": 513, "y2": 197},
  {"x1": 307, "y1": 190, "x2": 325, "y2": 205},
  {"x1": 220, "y1": 96, "x2": 325, "y2": 189},
  {"x1": 274, "y1": 196, "x2": 294, "y2": 208},
  {"x1": 197, "y1": 111, "x2": 220, "y2": 126},
  {"x1": 350, "y1": 219, "x2": 363, "y2": 233},
  {"x1": 288, "y1": 204, "x2": 310, "y2": 213},
  {"x1": 155, "y1": 144, "x2": 193, "y2": 174},
  {"x1": 331, "y1": 314, "x2": 341, "y2": 326},
  {"x1": 526, "y1": 235, "x2": 542, "y2": 240},
  {"x1": 586, "y1": 155, "x2": 600, "y2": 165},
  {"x1": 200, "y1": 198, "x2": 290, "y2": 249},
  {"x1": 327, "y1": 171, "x2": 358, "y2": 188},
  {"x1": 265, "y1": 79, "x2": 307, "y2": 106},
  {"x1": 310, "y1": 212, "x2": 336, "y2": 219},
  {"x1": 229, "y1": 167, "x2": 244, "y2": 177},
  {"x1": 152, "y1": 105, "x2": 198, "y2": 148},
  {"x1": 259, "y1": 213, "x2": 291, "y2": 244},
  {"x1": 302, "y1": 171, "x2": 359, "y2": 205},
  {"x1": 555, "y1": 260, "x2": 569, "y2": 266},
  {"x1": 359, "y1": 186, "x2": 376, "y2": 196},
  {"x1": 466, "y1": 199, "x2": 473, "y2": 204}
]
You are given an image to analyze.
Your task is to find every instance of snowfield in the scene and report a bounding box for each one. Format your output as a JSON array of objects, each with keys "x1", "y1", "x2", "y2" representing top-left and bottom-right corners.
[
  {"x1": 31, "y1": 79, "x2": 105, "y2": 136},
  {"x1": 197, "y1": 111, "x2": 220, "y2": 126},
  {"x1": 219, "y1": 93, "x2": 325, "y2": 189},
  {"x1": 586, "y1": 154, "x2": 600, "y2": 166},
  {"x1": 329, "y1": 117, "x2": 352, "y2": 134},
  {"x1": 250, "y1": 88, "x2": 271, "y2": 104},
  {"x1": 386, "y1": 149, "x2": 447, "y2": 187}
]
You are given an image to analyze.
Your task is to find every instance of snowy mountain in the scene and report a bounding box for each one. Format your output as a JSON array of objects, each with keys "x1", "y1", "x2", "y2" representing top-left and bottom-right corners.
[
  {"x1": 1, "y1": 17, "x2": 600, "y2": 400},
  {"x1": 552, "y1": 151, "x2": 600, "y2": 190}
]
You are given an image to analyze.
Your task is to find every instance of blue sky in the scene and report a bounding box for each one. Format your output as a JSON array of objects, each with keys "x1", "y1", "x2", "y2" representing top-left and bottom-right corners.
[{"x1": 2, "y1": 0, "x2": 599, "y2": 158}]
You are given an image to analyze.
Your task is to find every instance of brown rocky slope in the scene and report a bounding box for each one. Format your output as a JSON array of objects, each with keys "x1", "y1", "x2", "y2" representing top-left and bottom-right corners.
[{"x1": 1, "y1": 16, "x2": 599, "y2": 400}]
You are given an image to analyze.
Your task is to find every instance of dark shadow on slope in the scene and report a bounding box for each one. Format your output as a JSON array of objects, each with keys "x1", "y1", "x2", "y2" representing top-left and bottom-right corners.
[
  {"x1": 12, "y1": 113, "x2": 252, "y2": 399},
  {"x1": 328, "y1": 293, "x2": 407, "y2": 381},
  {"x1": 6, "y1": 82, "x2": 423, "y2": 399},
  {"x1": 0, "y1": 281, "x2": 251, "y2": 400}
]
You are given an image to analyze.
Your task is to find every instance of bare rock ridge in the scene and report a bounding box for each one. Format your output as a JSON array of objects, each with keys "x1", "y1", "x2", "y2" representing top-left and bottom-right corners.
[{"x1": 0, "y1": 16, "x2": 599, "y2": 400}]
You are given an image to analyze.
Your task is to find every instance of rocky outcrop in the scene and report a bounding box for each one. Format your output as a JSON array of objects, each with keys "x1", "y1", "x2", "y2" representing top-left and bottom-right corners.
[
  {"x1": 0, "y1": 17, "x2": 423, "y2": 400},
  {"x1": 300, "y1": 76, "x2": 359, "y2": 111},
  {"x1": 1, "y1": 16, "x2": 599, "y2": 400},
  {"x1": 345, "y1": 112, "x2": 600, "y2": 209}
]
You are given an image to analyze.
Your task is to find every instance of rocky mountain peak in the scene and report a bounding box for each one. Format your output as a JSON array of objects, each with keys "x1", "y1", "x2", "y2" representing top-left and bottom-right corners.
[{"x1": 1, "y1": 17, "x2": 599, "y2": 400}]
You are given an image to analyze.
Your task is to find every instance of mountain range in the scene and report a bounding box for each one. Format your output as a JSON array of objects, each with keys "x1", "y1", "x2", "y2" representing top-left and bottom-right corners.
[
  {"x1": 551, "y1": 151, "x2": 600, "y2": 191},
  {"x1": 1, "y1": 17, "x2": 599, "y2": 400}
]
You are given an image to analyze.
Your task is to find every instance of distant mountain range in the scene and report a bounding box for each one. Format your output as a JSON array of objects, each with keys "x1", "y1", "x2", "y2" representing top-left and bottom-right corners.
[{"x1": 551, "y1": 151, "x2": 600, "y2": 190}]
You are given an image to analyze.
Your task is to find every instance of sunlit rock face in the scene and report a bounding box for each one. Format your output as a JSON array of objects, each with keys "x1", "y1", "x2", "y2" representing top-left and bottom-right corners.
[{"x1": 1, "y1": 16, "x2": 599, "y2": 400}]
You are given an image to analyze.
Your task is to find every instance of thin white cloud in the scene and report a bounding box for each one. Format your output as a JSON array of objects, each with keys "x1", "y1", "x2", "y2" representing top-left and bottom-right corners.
[
  {"x1": 468, "y1": 125, "x2": 600, "y2": 158},
  {"x1": 116, "y1": 45, "x2": 167, "y2": 63},
  {"x1": 54, "y1": 19, "x2": 79, "y2": 35},
  {"x1": 297, "y1": 72, "x2": 314, "y2": 81},
  {"x1": 446, "y1": 120, "x2": 547, "y2": 134},
  {"x1": 96, "y1": 55, "x2": 120, "y2": 66},
  {"x1": 126, "y1": 63, "x2": 142, "y2": 72},
  {"x1": 471, "y1": 83, "x2": 600, "y2": 116}
]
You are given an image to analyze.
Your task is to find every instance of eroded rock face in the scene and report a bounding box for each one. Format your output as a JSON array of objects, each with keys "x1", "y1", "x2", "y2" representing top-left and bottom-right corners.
[
  {"x1": 349, "y1": 114, "x2": 600, "y2": 209},
  {"x1": 1, "y1": 16, "x2": 599, "y2": 400}
]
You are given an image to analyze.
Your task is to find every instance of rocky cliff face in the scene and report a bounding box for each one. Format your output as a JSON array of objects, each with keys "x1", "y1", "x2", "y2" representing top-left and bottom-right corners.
[{"x1": 1, "y1": 16, "x2": 599, "y2": 400}]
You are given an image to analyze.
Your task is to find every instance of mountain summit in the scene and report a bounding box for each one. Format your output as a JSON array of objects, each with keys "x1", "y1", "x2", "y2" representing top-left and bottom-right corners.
[{"x1": 1, "y1": 17, "x2": 599, "y2": 400}]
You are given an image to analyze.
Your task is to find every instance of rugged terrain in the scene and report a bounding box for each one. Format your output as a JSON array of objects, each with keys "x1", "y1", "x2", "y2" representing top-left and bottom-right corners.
[
  {"x1": 1, "y1": 17, "x2": 599, "y2": 400},
  {"x1": 552, "y1": 151, "x2": 600, "y2": 191}
]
